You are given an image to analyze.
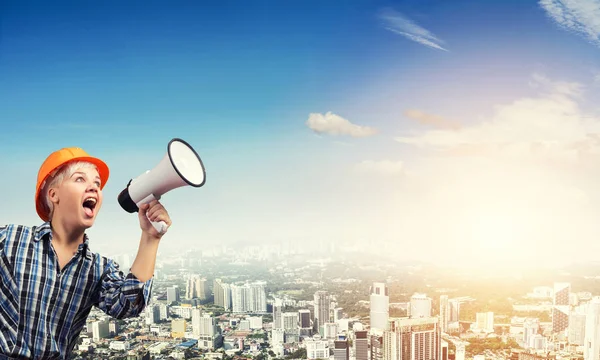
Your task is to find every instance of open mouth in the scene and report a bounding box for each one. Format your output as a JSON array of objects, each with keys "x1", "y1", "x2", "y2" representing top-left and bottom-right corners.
[{"x1": 83, "y1": 197, "x2": 97, "y2": 217}]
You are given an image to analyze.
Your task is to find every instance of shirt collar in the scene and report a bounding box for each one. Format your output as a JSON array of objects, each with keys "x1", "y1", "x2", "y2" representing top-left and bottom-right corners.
[
  {"x1": 33, "y1": 222, "x2": 52, "y2": 242},
  {"x1": 33, "y1": 222, "x2": 92, "y2": 260}
]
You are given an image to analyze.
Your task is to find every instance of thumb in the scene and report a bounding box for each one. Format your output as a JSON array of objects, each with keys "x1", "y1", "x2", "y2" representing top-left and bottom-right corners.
[{"x1": 138, "y1": 204, "x2": 150, "y2": 222}]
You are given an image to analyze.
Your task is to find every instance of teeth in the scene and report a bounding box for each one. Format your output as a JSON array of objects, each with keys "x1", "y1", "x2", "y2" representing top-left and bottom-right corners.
[{"x1": 84, "y1": 198, "x2": 97, "y2": 205}]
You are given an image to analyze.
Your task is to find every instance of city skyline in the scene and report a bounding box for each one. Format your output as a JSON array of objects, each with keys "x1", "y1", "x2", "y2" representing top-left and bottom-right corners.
[{"x1": 1, "y1": 1, "x2": 600, "y2": 267}]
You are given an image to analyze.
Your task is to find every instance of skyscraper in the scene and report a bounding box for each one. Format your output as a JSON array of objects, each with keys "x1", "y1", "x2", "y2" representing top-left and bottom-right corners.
[
  {"x1": 186, "y1": 275, "x2": 208, "y2": 300},
  {"x1": 439, "y1": 295, "x2": 449, "y2": 333},
  {"x1": 273, "y1": 298, "x2": 283, "y2": 329},
  {"x1": 231, "y1": 282, "x2": 267, "y2": 313},
  {"x1": 282, "y1": 312, "x2": 299, "y2": 330},
  {"x1": 355, "y1": 330, "x2": 368, "y2": 360},
  {"x1": 553, "y1": 282, "x2": 570, "y2": 333},
  {"x1": 299, "y1": 309, "x2": 311, "y2": 328},
  {"x1": 449, "y1": 299, "x2": 460, "y2": 322},
  {"x1": 314, "y1": 291, "x2": 330, "y2": 332},
  {"x1": 384, "y1": 317, "x2": 441, "y2": 360},
  {"x1": 334, "y1": 339, "x2": 350, "y2": 360},
  {"x1": 409, "y1": 293, "x2": 432, "y2": 319},
  {"x1": 370, "y1": 283, "x2": 389, "y2": 331},
  {"x1": 585, "y1": 297, "x2": 600, "y2": 360}
]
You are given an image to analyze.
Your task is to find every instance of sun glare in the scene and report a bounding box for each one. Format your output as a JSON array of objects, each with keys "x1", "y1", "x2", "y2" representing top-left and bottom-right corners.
[{"x1": 466, "y1": 213, "x2": 525, "y2": 262}]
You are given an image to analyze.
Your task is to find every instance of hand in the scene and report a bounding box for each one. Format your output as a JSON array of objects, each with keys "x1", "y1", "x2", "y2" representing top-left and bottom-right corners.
[{"x1": 138, "y1": 200, "x2": 172, "y2": 239}]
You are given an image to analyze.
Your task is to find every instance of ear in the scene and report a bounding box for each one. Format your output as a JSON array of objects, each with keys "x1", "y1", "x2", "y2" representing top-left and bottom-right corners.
[{"x1": 48, "y1": 187, "x2": 59, "y2": 205}]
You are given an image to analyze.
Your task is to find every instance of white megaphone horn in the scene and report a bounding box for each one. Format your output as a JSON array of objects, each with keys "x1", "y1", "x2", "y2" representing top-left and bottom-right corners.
[{"x1": 118, "y1": 138, "x2": 206, "y2": 234}]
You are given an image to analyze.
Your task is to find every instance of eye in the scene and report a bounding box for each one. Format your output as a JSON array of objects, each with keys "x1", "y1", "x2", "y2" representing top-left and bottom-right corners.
[
  {"x1": 95, "y1": 181, "x2": 101, "y2": 187},
  {"x1": 76, "y1": 176, "x2": 85, "y2": 182}
]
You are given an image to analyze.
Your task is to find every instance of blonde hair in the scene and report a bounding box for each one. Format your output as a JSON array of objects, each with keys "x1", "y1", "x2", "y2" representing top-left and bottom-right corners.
[{"x1": 41, "y1": 161, "x2": 99, "y2": 220}]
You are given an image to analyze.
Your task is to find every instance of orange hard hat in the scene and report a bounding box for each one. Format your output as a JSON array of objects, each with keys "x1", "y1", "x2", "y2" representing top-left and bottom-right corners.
[{"x1": 35, "y1": 147, "x2": 110, "y2": 222}]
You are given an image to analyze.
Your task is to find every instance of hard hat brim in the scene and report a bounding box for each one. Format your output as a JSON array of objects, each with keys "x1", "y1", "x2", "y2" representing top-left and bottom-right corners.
[{"x1": 35, "y1": 155, "x2": 109, "y2": 222}]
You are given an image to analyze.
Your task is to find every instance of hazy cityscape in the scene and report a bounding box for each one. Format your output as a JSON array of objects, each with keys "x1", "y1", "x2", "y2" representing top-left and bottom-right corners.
[{"x1": 73, "y1": 242, "x2": 600, "y2": 360}]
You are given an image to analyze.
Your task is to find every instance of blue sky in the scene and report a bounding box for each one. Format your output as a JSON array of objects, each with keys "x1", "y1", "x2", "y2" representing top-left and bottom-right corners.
[{"x1": 1, "y1": 1, "x2": 600, "y2": 267}]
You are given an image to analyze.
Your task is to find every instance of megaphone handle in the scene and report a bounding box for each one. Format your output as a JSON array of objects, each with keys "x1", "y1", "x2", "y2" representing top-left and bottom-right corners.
[
  {"x1": 136, "y1": 193, "x2": 168, "y2": 235},
  {"x1": 150, "y1": 219, "x2": 168, "y2": 235}
]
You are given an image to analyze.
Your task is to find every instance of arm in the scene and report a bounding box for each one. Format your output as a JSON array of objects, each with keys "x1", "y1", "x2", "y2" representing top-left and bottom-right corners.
[
  {"x1": 129, "y1": 200, "x2": 171, "y2": 282},
  {"x1": 96, "y1": 258, "x2": 153, "y2": 319},
  {"x1": 97, "y1": 200, "x2": 171, "y2": 318}
]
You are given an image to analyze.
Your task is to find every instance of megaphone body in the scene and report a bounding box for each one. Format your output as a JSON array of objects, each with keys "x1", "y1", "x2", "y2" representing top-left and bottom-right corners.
[{"x1": 118, "y1": 138, "x2": 206, "y2": 234}]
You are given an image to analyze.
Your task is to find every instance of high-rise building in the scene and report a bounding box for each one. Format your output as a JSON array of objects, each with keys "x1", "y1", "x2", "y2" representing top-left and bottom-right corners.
[
  {"x1": 475, "y1": 312, "x2": 494, "y2": 333},
  {"x1": 553, "y1": 282, "x2": 570, "y2": 333},
  {"x1": 298, "y1": 309, "x2": 311, "y2": 329},
  {"x1": 159, "y1": 303, "x2": 169, "y2": 320},
  {"x1": 371, "y1": 333, "x2": 384, "y2": 360},
  {"x1": 334, "y1": 308, "x2": 344, "y2": 322},
  {"x1": 569, "y1": 313, "x2": 585, "y2": 346},
  {"x1": 283, "y1": 312, "x2": 299, "y2": 330},
  {"x1": 231, "y1": 282, "x2": 267, "y2": 313},
  {"x1": 109, "y1": 321, "x2": 119, "y2": 337},
  {"x1": 585, "y1": 297, "x2": 600, "y2": 360},
  {"x1": 383, "y1": 317, "x2": 441, "y2": 360},
  {"x1": 299, "y1": 309, "x2": 311, "y2": 328},
  {"x1": 322, "y1": 323, "x2": 339, "y2": 340},
  {"x1": 370, "y1": 283, "x2": 389, "y2": 331},
  {"x1": 354, "y1": 330, "x2": 368, "y2": 360},
  {"x1": 222, "y1": 283, "x2": 232, "y2": 310},
  {"x1": 167, "y1": 286, "x2": 180, "y2": 304},
  {"x1": 192, "y1": 309, "x2": 216, "y2": 337},
  {"x1": 306, "y1": 337, "x2": 329, "y2": 360},
  {"x1": 455, "y1": 343, "x2": 466, "y2": 360},
  {"x1": 439, "y1": 295, "x2": 449, "y2": 333},
  {"x1": 273, "y1": 298, "x2": 283, "y2": 329},
  {"x1": 334, "y1": 339, "x2": 350, "y2": 360},
  {"x1": 92, "y1": 320, "x2": 109, "y2": 341},
  {"x1": 523, "y1": 318, "x2": 540, "y2": 348},
  {"x1": 441, "y1": 340, "x2": 448, "y2": 360},
  {"x1": 409, "y1": 293, "x2": 432, "y2": 319},
  {"x1": 449, "y1": 299, "x2": 460, "y2": 322},
  {"x1": 145, "y1": 304, "x2": 161, "y2": 325},
  {"x1": 186, "y1": 275, "x2": 208, "y2": 300},
  {"x1": 314, "y1": 291, "x2": 331, "y2": 332},
  {"x1": 214, "y1": 279, "x2": 224, "y2": 307}
]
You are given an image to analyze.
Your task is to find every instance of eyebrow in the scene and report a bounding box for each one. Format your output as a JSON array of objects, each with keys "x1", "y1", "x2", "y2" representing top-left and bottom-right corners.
[{"x1": 72, "y1": 171, "x2": 101, "y2": 181}]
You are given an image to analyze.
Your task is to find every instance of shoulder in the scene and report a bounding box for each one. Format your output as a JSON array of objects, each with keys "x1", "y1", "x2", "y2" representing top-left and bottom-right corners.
[
  {"x1": 0, "y1": 224, "x2": 39, "y2": 260},
  {"x1": 0, "y1": 223, "x2": 36, "y2": 244},
  {"x1": 90, "y1": 250, "x2": 119, "y2": 273}
]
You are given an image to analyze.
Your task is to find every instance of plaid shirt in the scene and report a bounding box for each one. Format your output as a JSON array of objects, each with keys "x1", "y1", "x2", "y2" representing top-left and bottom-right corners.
[{"x1": 0, "y1": 222, "x2": 153, "y2": 359}]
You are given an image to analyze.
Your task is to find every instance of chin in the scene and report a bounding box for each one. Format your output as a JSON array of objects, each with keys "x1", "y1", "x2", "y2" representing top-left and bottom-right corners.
[{"x1": 81, "y1": 217, "x2": 96, "y2": 229}]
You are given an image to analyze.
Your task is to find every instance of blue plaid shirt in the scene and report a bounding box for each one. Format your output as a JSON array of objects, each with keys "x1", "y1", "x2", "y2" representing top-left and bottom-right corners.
[{"x1": 0, "y1": 223, "x2": 153, "y2": 359}]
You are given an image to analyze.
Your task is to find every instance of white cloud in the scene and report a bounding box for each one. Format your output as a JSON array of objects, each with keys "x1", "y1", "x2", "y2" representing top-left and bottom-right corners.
[
  {"x1": 395, "y1": 73, "x2": 598, "y2": 163},
  {"x1": 404, "y1": 109, "x2": 461, "y2": 129},
  {"x1": 306, "y1": 112, "x2": 377, "y2": 137},
  {"x1": 539, "y1": 0, "x2": 600, "y2": 46},
  {"x1": 386, "y1": 74, "x2": 600, "y2": 266},
  {"x1": 354, "y1": 160, "x2": 404, "y2": 175},
  {"x1": 378, "y1": 8, "x2": 448, "y2": 51}
]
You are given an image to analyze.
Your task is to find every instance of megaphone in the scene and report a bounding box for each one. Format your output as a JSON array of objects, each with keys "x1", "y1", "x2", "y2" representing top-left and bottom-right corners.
[{"x1": 118, "y1": 138, "x2": 206, "y2": 234}]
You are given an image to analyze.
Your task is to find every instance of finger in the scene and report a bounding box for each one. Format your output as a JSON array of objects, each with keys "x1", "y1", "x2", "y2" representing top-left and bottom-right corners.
[
  {"x1": 153, "y1": 214, "x2": 172, "y2": 226},
  {"x1": 146, "y1": 206, "x2": 167, "y2": 221},
  {"x1": 148, "y1": 209, "x2": 170, "y2": 223}
]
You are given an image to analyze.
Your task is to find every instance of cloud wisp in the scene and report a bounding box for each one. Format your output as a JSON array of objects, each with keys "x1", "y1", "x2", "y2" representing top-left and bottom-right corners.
[
  {"x1": 378, "y1": 8, "x2": 448, "y2": 51},
  {"x1": 306, "y1": 112, "x2": 377, "y2": 137},
  {"x1": 395, "y1": 73, "x2": 600, "y2": 163},
  {"x1": 404, "y1": 109, "x2": 461, "y2": 130},
  {"x1": 539, "y1": 0, "x2": 600, "y2": 46}
]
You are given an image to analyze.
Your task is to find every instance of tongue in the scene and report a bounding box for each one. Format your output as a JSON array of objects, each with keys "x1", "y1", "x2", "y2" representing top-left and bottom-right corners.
[{"x1": 83, "y1": 206, "x2": 93, "y2": 217}]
